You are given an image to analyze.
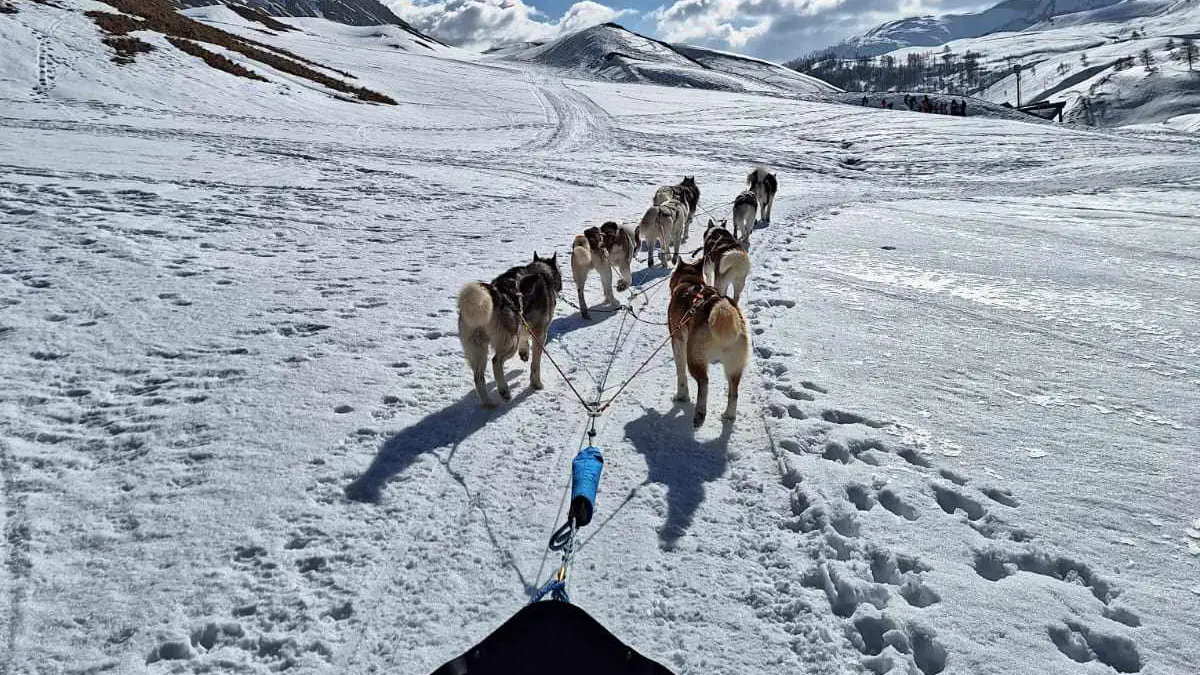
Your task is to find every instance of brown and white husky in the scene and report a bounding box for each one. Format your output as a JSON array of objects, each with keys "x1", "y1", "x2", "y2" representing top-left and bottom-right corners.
[
  {"x1": 570, "y1": 221, "x2": 637, "y2": 320},
  {"x1": 667, "y1": 258, "x2": 750, "y2": 428},
  {"x1": 457, "y1": 253, "x2": 562, "y2": 408},
  {"x1": 701, "y1": 219, "x2": 751, "y2": 306}
]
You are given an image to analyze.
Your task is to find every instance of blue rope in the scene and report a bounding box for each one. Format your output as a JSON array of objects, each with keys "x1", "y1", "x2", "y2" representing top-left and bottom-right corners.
[{"x1": 530, "y1": 578, "x2": 570, "y2": 603}]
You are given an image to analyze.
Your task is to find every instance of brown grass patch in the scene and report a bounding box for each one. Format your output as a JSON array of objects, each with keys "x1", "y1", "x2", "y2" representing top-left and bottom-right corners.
[
  {"x1": 86, "y1": 10, "x2": 145, "y2": 36},
  {"x1": 224, "y1": 3, "x2": 297, "y2": 33},
  {"x1": 103, "y1": 36, "x2": 155, "y2": 64},
  {"x1": 98, "y1": 0, "x2": 385, "y2": 100},
  {"x1": 166, "y1": 37, "x2": 266, "y2": 81}
]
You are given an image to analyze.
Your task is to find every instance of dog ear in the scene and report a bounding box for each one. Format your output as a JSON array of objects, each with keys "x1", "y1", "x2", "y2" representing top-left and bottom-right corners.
[
  {"x1": 533, "y1": 251, "x2": 540, "y2": 261},
  {"x1": 550, "y1": 251, "x2": 558, "y2": 263}
]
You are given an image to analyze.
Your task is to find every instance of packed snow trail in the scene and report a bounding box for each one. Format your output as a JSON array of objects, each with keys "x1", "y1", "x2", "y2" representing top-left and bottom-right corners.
[{"x1": 2, "y1": 4, "x2": 1199, "y2": 674}]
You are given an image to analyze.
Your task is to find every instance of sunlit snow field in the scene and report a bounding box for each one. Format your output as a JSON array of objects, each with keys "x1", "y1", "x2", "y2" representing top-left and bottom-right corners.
[{"x1": 2, "y1": 4, "x2": 1198, "y2": 674}]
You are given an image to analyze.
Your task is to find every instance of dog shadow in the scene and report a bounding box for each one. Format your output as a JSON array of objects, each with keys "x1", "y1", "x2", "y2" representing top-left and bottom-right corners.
[
  {"x1": 550, "y1": 302, "x2": 620, "y2": 338},
  {"x1": 344, "y1": 377, "x2": 533, "y2": 503},
  {"x1": 631, "y1": 266, "x2": 671, "y2": 286},
  {"x1": 624, "y1": 404, "x2": 732, "y2": 550}
]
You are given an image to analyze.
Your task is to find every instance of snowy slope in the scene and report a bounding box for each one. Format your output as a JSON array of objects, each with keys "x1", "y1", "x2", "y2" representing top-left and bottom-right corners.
[
  {"x1": 501, "y1": 23, "x2": 839, "y2": 98},
  {"x1": 2, "y1": 2, "x2": 1200, "y2": 675},
  {"x1": 877, "y1": 0, "x2": 1200, "y2": 128},
  {"x1": 805, "y1": 0, "x2": 1177, "y2": 60},
  {"x1": 178, "y1": 0, "x2": 436, "y2": 39},
  {"x1": 672, "y1": 43, "x2": 842, "y2": 96}
]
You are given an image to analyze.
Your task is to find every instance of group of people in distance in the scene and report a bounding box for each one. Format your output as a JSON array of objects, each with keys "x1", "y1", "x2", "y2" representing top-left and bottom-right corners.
[{"x1": 859, "y1": 94, "x2": 969, "y2": 117}]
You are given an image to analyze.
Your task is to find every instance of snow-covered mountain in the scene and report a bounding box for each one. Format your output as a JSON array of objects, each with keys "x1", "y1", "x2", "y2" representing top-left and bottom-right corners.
[
  {"x1": 3, "y1": 1, "x2": 1200, "y2": 675},
  {"x1": 805, "y1": 0, "x2": 1178, "y2": 60},
  {"x1": 497, "y1": 23, "x2": 840, "y2": 97},
  {"x1": 794, "y1": 0, "x2": 1200, "y2": 130},
  {"x1": 179, "y1": 0, "x2": 439, "y2": 41}
]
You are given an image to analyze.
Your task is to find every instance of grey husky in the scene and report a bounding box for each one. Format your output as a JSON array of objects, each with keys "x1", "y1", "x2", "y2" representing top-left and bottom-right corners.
[
  {"x1": 638, "y1": 199, "x2": 687, "y2": 267},
  {"x1": 457, "y1": 253, "x2": 562, "y2": 407},
  {"x1": 731, "y1": 191, "x2": 758, "y2": 245},
  {"x1": 654, "y1": 176, "x2": 700, "y2": 241},
  {"x1": 747, "y1": 167, "x2": 777, "y2": 223},
  {"x1": 570, "y1": 221, "x2": 638, "y2": 320}
]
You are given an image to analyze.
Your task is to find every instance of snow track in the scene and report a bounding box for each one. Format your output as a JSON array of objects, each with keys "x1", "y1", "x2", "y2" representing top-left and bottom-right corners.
[{"x1": 1, "y1": 4, "x2": 1199, "y2": 674}]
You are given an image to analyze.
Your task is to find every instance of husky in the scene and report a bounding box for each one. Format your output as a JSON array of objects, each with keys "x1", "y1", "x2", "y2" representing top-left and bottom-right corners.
[
  {"x1": 457, "y1": 253, "x2": 562, "y2": 408},
  {"x1": 637, "y1": 199, "x2": 687, "y2": 267},
  {"x1": 654, "y1": 176, "x2": 700, "y2": 241},
  {"x1": 668, "y1": 258, "x2": 750, "y2": 428},
  {"x1": 570, "y1": 221, "x2": 638, "y2": 320},
  {"x1": 731, "y1": 191, "x2": 758, "y2": 245},
  {"x1": 702, "y1": 219, "x2": 751, "y2": 306},
  {"x1": 747, "y1": 167, "x2": 777, "y2": 223}
]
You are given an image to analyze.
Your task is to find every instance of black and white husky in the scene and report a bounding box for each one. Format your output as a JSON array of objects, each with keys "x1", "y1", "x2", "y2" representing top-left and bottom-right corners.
[
  {"x1": 654, "y1": 176, "x2": 700, "y2": 241},
  {"x1": 731, "y1": 191, "x2": 758, "y2": 245},
  {"x1": 702, "y1": 219, "x2": 751, "y2": 306},
  {"x1": 570, "y1": 221, "x2": 638, "y2": 320},
  {"x1": 638, "y1": 198, "x2": 687, "y2": 267},
  {"x1": 457, "y1": 253, "x2": 562, "y2": 408},
  {"x1": 747, "y1": 167, "x2": 777, "y2": 223}
]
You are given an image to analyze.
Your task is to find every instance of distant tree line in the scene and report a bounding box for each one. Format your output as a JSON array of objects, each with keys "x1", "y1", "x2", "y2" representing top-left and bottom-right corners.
[
  {"x1": 790, "y1": 37, "x2": 1198, "y2": 99},
  {"x1": 789, "y1": 46, "x2": 1003, "y2": 96}
]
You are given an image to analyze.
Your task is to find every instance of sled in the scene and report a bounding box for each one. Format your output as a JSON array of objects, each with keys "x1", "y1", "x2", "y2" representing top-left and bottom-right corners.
[{"x1": 430, "y1": 599, "x2": 676, "y2": 675}]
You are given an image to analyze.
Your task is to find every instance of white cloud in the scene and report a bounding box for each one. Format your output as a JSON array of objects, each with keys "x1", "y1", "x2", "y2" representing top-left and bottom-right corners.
[
  {"x1": 390, "y1": 0, "x2": 635, "y2": 50},
  {"x1": 650, "y1": 0, "x2": 989, "y2": 62}
]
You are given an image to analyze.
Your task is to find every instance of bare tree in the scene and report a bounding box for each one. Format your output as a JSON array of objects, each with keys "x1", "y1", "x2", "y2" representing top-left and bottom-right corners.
[
  {"x1": 1140, "y1": 47, "x2": 1155, "y2": 71},
  {"x1": 1183, "y1": 38, "x2": 1198, "y2": 71}
]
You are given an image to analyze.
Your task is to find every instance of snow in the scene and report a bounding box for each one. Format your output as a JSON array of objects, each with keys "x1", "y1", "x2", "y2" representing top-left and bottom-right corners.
[
  {"x1": 501, "y1": 23, "x2": 840, "y2": 98},
  {"x1": 848, "y1": 0, "x2": 1200, "y2": 129},
  {"x1": 2, "y1": 2, "x2": 1200, "y2": 675},
  {"x1": 815, "y1": 0, "x2": 1177, "y2": 60}
]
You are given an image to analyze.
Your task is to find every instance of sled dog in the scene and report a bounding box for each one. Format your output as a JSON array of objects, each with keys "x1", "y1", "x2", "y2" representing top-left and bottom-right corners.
[
  {"x1": 457, "y1": 252, "x2": 562, "y2": 407},
  {"x1": 731, "y1": 191, "x2": 758, "y2": 244},
  {"x1": 747, "y1": 167, "x2": 777, "y2": 223},
  {"x1": 667, "y1": 258, "x2": 750, "y2": 427},
  {"x1": 702, "y1": 219, "x2": 751, "y2": 306},
  {"x1": 570, "y1": 221, "x2": 638, "y2": 320},
  {"x1": 638, "y1": 199, "x2": 687, "y2": 267},
  {"x1": 654, "y1": 176, "x2": 700, "y2": 241}
]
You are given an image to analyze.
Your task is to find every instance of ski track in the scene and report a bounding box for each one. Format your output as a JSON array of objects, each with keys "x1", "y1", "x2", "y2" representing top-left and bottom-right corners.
[{"x1": 1, "y1": 4, "x2": 1199, "y2": 674}]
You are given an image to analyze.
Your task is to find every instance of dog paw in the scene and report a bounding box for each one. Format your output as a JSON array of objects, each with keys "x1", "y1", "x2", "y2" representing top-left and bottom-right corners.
[
  {"x1": 480, "y1": 400, "x2": 497, "y2": 410},
  {"x1": 692, "y1": 412, "x2": 707, "y2": 428},
  {"x1": 530, "y1": 380, "x2": 544, "y2": 391},
  {"x1": 518, "y1": 351, "x2": 530, "y2": 362},
  {"x1": 616, "y1": 280, "x2": 629, "y2": 292},
  {"x1": 498, "y1": 389, "x2": 512, "y2": 401},
  {"x1": 674, "y1": 392, "x2": 689, "y2": 402},
  {"x1": 721, "y1": 412, "x2": 737, "y2": 422},
  {"x1": 580, "y1": 312, "x2": 591, "y2": 321}
]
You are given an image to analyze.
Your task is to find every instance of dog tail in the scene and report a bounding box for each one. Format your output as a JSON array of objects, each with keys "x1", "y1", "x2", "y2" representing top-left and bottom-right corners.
[
  {"x1": 571, "y1": 234, "x2": 592, "y2": 268},
  {"x1": 707, "y1": 299, "x2": 746, "y2": 345},
  {"x1": 719, "y1": 250, "x2": 750, "y2": 279},
  {"x1": 457, "y1": 282, "x2": 493, "y2": 330}
]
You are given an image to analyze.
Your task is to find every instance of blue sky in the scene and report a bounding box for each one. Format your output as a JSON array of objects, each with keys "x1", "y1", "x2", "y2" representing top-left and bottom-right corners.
[{"x1": 387, "y1": 0, "x2": 993, "y2": 63}]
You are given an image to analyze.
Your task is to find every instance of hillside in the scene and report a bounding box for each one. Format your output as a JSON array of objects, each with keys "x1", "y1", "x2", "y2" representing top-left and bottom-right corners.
[
  {"x1": 177, "y1": 0, "x2": 437, "y2": 40},
  {"x1": 2, "y1": 2, "x2": 1199, "y2": 675},
  {"x1": 800, "y1": 0, "x2": 1178, "y2": 61},
  {"x1": 793, "y1": 0, "x2": 1200, "y2": 129},
  {"x1": 500, "y1": 23, "x2": 840, "y2": 98}
]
